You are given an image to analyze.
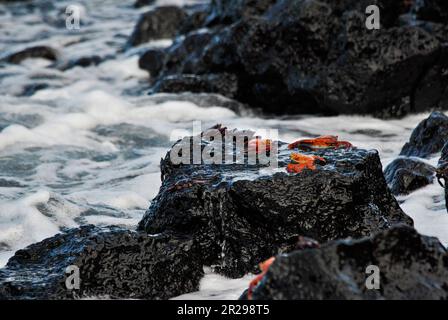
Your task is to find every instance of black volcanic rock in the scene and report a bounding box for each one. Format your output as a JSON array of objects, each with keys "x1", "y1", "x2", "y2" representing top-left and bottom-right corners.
[
  {"x1": 139, "y1": 31, "x2": 214, "y2": 79},
  {"x1": 139, "y1": 49, "x2": 167, "y2": 78},
  {"x1": 128, "y1": 6, "x2": 188, "y2": 47},
  {"x1": 134, "y1": 0, "x2": 155, "y2": 9},
  {"x1": 178, "y1": 6, "x2": 209, "y2": 35},
  {"x1": 437, "y1": 141, "x2": 448, "y2": 213},
  {"x1": 0, "y1": 225, "x2": 203, "y2": 300},
  {"x1": 384, "y1": 157, "x2": 435, "y2": 195},
  {"x1": 206, "y1": 0, "x2": 277, "y2": 25},
  {"x1": 206, "y1": 0, "x2": 409, "y2": 28},
  {"x1": 164, "y1": 31, "x2": 214, "y2": 75},
  {"x1": 3, "y1": 46, "x2": 58, "y2": 64},
  {"x1": 139, "y1": 92, "x2": 250, "y2": 115},
  {"x1": 151, "y1": 73, "x2": 239, "y2": 98},
  {"x1": 419, "y1": 21, "x2": 448, "y2": 44},
  {"x1": 413, "y1": 45, "x2": 448, "y2": 112},
  {"x1": 138, "y1": 129, "x2": 412, "y2": 278},
  {"x1": 418, "y1": 0, "x2": 448, "y2": 24},
  {"x1": 400, "y1": 112, "x2": 448, "y2": 158},
  {"x1": 244, "y1": 225, "x2": 448, "y2": 300},
  {"x1": 143, "y1": 0, "x2": 447, "y2": 117}
]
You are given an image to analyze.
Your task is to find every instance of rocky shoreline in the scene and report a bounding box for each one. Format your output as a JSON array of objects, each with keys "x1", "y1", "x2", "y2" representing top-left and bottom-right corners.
[
  {"x1": 0, "y1": 0, "x2": 448, "y2": 300},
  {"x1": 2, "y1": 115, "x2": 448, "y2": 299}
]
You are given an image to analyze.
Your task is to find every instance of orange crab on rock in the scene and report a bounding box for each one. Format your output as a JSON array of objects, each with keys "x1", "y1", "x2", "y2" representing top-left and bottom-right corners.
[
  {"x1": 247, "y1": 256, "x2": 275, "y2": 300},
  {"x1": 286, "y1": 153, "x2": 326, "y2": 173},
  {"x1": 288, "y1": 135, "x2": 353, "y2": 151}
]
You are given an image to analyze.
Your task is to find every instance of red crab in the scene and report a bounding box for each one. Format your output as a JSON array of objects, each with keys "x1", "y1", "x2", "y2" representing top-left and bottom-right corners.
[
  {"x1": 247, "y1": 256, "x2": 276, "y2": 300},
  {"x1": 248, "y1": 138, "x2": 272, "y2": 154},
  {"x1": 288, "y1": 135, "x2": 353, "y2": 151},
  {"x1": 286, "y1": 153, "x2": 326, "y2": 173}
]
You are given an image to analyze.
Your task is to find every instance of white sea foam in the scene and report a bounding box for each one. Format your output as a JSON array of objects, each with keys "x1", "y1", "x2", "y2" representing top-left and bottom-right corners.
[{"x1": 172, "y1": 268, "x2": 255, "y2": 300}]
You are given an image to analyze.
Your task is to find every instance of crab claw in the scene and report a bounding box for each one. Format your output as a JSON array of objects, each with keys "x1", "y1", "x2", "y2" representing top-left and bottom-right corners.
[
  {"x1": 247, "y1": 257, "x2": 276, "y2": 300},
  {"x1": 288, "y1": 135, "x2": 353, "y2": 150},
  {"x1": 248, "y1": 138, "x2": 272, "y2": 154},
  {"x1": 286, "y1": 153, "x2": 326, "y2": 173}
]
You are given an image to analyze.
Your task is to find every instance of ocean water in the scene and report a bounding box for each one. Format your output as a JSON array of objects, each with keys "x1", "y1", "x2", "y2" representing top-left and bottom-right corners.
[{"x1": 0, "y1": 0, "x2": 447, "y2": 299}]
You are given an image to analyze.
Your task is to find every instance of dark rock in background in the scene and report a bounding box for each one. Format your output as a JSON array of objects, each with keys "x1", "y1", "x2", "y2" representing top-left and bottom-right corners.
[
  {"x1": 384, "y1": 157, "x2": 435, "y2": 195},
  {"x1": 134, "y1": 0, "x2": 155, "y2": 9},
  {"x1": 139, "y1": 131, "x2": 412, "y2": 278},
  {"x1": 0, "y1": 225, "x2": 203, "y2": 300},
  {"x1": 178, "y1": 5, "x2": 209, "y2": 35},
  {"x1": 418, "y1": 0, "x2": 448, "y2": 24},
  {"x1": 246, "y1": 225, "x2": 448, "y2": 300},
  {"x1": 139, "y1": 30, "x2": 214, "y2": 79},
  {"x1": 206, "y1": 0, "x2": 411, "y2": 28},
  {"x1": 139, "y1": 49, "x2": 167, "y2": 77},
  {"x1": 128, "y1": 6, "x2": 188, "y2": 47},
  {"x1": 206, "y1": 0, "x2": 277, "y2": 25},
  {"x1": 400, "y1": 112, "x2": 448, "y2": 158},
  {"x1": 136, "y1": 0, "x2": 448, "y2": 117},
  {"x1": 2, "y1": 46, "x2": 58, "y2": 64},
  {"x1": 164, "y1": 31, "x2": 214, "y2": 76},
  {"x1": 150, "y1": 73, "x2": 239, "y2": 98},
  {"x1": 437, "y1": 141, "x2": 448, "y2": 213},
  {"x1": 58, "y1": 55, "x2": 103, "y2": 71},
  {"x1": 413, "y1": 45, "x2": 448, "y2": 113},
  {"x1": 419, "y1": 22, "x2": 448, "y2": 44}
]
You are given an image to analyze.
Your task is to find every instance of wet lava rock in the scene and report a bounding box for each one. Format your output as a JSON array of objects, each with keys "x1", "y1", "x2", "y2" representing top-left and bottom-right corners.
[
  {"x1": 138, "y1": 130, "x2": 413, "y2": 278},
  {"x1": 150, "y1": 73, "x2": 239, "y2": 98},
  {"x1": 384, "y1": 157, "x2": 435, "y2": 195},
  {"x1": 206, "y1": 0, "x2": 277, "y2": 25},
  {"x1": 0, "y1": 225, "x2": 203, "y2": 300},
  {"x1": 400, "y1": 111, "x2": 448, "y2": 158},
  {"x1": 138, "y1": 0, "x2": 448, "y2": 117},
  {"x1": 245, "y1": 225, "x2": 448, "y2": 300},
  {"x1": 418, "y1": 0, "x2": 448, "y2": 24},
  {"x1": 128, "y1": 6, "x2": 188, "y2": 47}
]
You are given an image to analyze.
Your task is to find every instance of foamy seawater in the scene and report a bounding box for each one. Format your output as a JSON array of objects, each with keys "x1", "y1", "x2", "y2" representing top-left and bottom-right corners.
[{"x1": 0, "y1": 0, "x2": 447, "y2": 299}]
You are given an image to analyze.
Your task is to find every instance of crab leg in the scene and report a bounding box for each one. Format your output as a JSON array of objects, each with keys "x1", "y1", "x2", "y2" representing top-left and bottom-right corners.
[{"x1": 286, "y1": 153, "x2": 326, "y2": 173}]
